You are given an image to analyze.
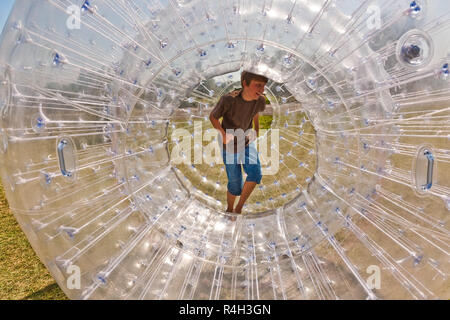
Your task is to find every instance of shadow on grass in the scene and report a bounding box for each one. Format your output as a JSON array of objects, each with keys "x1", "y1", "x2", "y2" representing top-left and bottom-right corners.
[{"x1": 22, "y1": 283, "x2": 68, "y2": 300}]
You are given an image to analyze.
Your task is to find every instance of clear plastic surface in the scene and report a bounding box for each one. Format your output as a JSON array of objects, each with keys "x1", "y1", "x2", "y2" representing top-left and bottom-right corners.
[{"x1": 0, "y1": 0, "x2": 449, "y2": 299}]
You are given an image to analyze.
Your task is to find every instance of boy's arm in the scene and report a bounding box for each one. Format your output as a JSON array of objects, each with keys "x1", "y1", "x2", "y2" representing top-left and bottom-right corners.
[
  {"x1": 253, "y1": 113, "x2": 260, "y2": 137},
  {"x1": 210, "y1": 113, "x2": 234, "y2": 144},
  {"x1": 210, "y1": 95, "x2": 234, "y2": 144},
  {"x1": 246, "y1": 113, "x2": 260, "y2": 143},
  {"x1": 210, "y1": 113, "x2": 225, "y2": 137}
]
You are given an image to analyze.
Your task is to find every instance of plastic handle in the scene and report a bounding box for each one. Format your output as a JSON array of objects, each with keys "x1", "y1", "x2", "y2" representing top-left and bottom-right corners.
[
  {"x1": 422, "y1": 150, "x2": 434, "y2": 190},
  {"x1": 57, "y1": 139, "x2": 72, "y2": 177}
]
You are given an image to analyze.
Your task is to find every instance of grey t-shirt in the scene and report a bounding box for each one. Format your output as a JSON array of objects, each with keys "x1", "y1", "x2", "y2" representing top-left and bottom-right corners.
[{"x1": 210, "y1": 89, "x2": 266, "y2": 152}]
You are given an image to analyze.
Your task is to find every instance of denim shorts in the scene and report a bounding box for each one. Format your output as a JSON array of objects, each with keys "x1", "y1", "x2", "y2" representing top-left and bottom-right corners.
[{"x1": 222, "y1": 143, "x2": 262, "y2": 196}]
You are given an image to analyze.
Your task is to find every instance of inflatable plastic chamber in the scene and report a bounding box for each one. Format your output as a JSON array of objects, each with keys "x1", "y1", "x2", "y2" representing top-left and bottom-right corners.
[{"x1": 0, "y1": 0, "x2": 449, "y2": 299}]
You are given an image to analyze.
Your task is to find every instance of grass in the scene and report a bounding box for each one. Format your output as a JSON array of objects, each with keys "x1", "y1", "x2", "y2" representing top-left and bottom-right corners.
[
  {"x1": 259, "y1": 114, "x2": 273, "y2": 129},
  {"x1": 0, "y1": 180, "x2": 67, "y2": 300}
]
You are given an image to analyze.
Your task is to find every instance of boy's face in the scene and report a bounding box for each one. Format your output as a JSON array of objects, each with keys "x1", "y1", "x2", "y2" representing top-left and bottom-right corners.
[{"x1": 243, "y1": 79, "x2": 266, "y2": 101}]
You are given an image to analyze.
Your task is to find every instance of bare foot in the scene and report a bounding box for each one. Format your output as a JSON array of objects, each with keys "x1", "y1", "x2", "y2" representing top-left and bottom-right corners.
[
  {"x1": 225, "y1": 208, "x2": 236, "y2": 221},
  {"x1": 227, "y1": 213, "x2": 237, "y2": 222}
]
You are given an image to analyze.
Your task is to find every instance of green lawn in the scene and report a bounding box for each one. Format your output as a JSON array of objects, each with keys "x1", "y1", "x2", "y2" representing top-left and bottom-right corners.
[
  {"x1": 0, "y1": 180, "x2": 67, "y2": 300},
  {"x1": 259, "y1": 114, "x2": 273, "y2": 129}
]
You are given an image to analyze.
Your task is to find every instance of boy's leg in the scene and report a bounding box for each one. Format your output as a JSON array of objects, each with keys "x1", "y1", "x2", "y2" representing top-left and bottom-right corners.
[
  {"x1": 226, "y1": 191, "x2": 236, "y2": 212},
  {"x1": 222, "y1": 150, "x2": 243, "y2": 213},
  {"x1": 234, "y1": 144, "x2": 262, "y2": 214},
  {"x1": 234, "y1": 181, "x2": 257, "y2": 213}
]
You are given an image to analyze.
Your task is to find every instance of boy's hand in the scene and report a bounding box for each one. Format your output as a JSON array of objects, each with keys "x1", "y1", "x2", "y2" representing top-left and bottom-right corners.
[
  {"x1": 223, "y1": 132, "x2": 235, "y2": 144},
  {"x1": 229, "y1": 89, "x2": 242, "y2": 98},
  {"x1": 246, "y1": 129, "x2": 257, "y2": 143}
]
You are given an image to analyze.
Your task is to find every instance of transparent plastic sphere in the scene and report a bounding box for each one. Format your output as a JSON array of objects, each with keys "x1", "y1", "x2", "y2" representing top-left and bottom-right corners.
[{"x1": 0, "y1": 0, "x2": 449, "y2": 300}]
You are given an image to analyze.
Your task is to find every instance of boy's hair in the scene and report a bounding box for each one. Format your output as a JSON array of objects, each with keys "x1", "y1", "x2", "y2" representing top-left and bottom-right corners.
[{"x1": 241, "y1": 71, "x2": 268, "y2": 87}]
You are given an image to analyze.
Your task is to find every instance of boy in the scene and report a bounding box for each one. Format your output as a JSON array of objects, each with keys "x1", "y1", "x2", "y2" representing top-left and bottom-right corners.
[{"x1": 209, "y1": 71, "x2": 268, "y2": 214}]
